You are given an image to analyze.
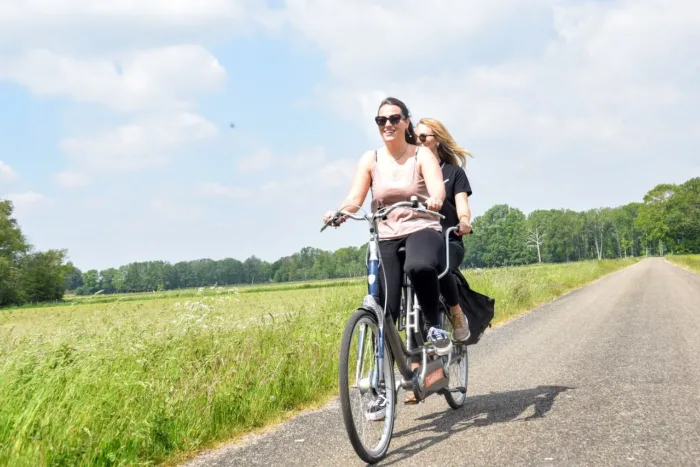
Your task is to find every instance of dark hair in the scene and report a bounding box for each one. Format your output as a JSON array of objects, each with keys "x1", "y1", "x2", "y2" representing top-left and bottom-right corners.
[{"x1": 377, "y1": 96, "x2": 417, "y2": 145}]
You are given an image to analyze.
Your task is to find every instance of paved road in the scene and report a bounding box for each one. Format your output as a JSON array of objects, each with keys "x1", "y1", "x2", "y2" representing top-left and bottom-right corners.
[{"x1": 185, "y1": 258, "x2": 700, "y2": 466}]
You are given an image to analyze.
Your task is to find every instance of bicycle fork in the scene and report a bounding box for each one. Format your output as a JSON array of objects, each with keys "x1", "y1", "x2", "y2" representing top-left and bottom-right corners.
[{"x1": 360, "y1": 238, "x2": 384, "y2": 393}]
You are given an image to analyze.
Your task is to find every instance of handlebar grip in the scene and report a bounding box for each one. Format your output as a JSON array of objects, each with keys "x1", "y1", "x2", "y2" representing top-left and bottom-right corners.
[{"x1": 320, "y1": 211, "x2": 342, "y2": 232}]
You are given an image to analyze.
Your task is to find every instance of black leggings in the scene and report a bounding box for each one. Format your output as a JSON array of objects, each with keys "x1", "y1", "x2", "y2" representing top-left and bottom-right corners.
[
  {"x1": 439, "y1": 239, "x2": 465, "y2": 307},
  {"x1": 378, "y1": 228, "x2": 445, "y2": 341}
]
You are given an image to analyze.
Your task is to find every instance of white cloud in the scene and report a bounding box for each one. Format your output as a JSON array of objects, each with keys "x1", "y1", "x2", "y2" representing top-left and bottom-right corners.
[
  {"x1": 0, "y1": 161, "x2": 17, "y2": 181},
  {"x1": 236, "y1": 148, "x2": 276, "y2": 174},
  {"x1": 290, "y1": 1, "x2": 700, "y2": 155},
  {"x1": 197, "y1": 181, "x2": 250, "y2": 199},
  {"x1": 79, "y1": 196, "x2": 115, "y2": 211},
  {"x1": 235, "y1": 145, "x2": 328, "y2": 175},
  {"x1": 0, "y1": 45, "x2": 226, "y2": 113},
  {"x1": 5, "y1": 0, "x2": 700, "y2": 272},
  {"x1": 61, "y1": 111, "x2": 218, "y2": 172},
  {"x1": 202, "y1": 145, "x2": 356, "y2": 202},
  {"x1": 0, "y1": 0, "x2": 262, "y2": 52},
  {"x1": 52, "y1": 170, "x2": 91, "y2": 188},
  {"x1": 0, "y1": 40, "x2": 229, "y2": 178},
  {"x1": 149, "y1": 197, "x2": 206, "y2": 224},
  {"x1": 0, "y1": 44, "x2": 228, "y2": 178},
  {"x1": 254, "y1": 146, "x2": 355, "y2": 198},
  {"x1": 4, "y1": 191, "x2": 53, "y2": 214},
  {"x1": 0, "y1": 0, "x2": 252, "y2": 19},
  {"x1": 268, "y1": 0, "x2": 700, "y2": 219},
  {"x1": 279, "y1": 0, "x2": 539, "y2": 80},
  {"x1": 284, "y1": 145, "x2": 327, "y2": 170}
]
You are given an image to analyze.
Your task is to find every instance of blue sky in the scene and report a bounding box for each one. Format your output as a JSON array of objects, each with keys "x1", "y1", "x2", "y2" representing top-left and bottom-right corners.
[{"x1": 0, "y1": 0, "x2": 698, "y2": 272}]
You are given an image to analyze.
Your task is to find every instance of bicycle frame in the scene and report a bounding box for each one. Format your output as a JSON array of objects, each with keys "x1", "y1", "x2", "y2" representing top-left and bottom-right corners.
[{"x1": 321, "y1": 197, "x2": 462, "y2": 396}]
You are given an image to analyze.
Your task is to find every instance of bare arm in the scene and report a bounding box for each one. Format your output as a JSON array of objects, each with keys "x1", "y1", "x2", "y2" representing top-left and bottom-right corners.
[
  {"x1": 455, "y1": 192, "x2": 471, "y2": 222},
  {"x1": 455, "y1": 192, "x2": 472, "y2": 234},
  {"x1": 336, "y1": 150, "x2": 374, "y2": 214}
]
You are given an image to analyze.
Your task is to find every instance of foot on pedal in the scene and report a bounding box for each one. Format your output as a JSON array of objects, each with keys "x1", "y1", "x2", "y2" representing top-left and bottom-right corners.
[{"x1": 427, "y1": 327, "x2": 453, "y2": 356}]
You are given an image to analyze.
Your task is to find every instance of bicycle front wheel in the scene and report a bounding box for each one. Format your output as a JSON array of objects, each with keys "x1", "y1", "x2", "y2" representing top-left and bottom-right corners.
[{"x1": 338, "y1": 309, "x2": 395, "y2": 464}]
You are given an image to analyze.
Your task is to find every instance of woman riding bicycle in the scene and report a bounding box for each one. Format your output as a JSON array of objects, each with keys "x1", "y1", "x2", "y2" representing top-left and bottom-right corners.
[
  {"x1": 415, "y1": 117, "x2": 474, "y2": 334},
  {"x1": 322, "y1": 96, "x2": 469, "y2": 338},
  {"x1": 322, "y1": 97, "x2": 470, "y2": 417}
]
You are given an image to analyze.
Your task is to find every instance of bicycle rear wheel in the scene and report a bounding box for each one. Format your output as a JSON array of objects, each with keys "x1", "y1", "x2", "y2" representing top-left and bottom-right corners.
[
  {"x1": 440, "y1": 303, "x2": 469, "y2": 409},
  {"x1": 339, "y1": 309, "x2": 395, "y2": 464}
]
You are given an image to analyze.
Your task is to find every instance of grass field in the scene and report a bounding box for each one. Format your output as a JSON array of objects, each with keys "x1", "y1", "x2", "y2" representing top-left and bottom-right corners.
[
  {"x1": 666, "y1": 254, "x2": 700, "y2": 274},
  {"x1": 0, "y1": 258, "x2": 639, "y2": 466}
]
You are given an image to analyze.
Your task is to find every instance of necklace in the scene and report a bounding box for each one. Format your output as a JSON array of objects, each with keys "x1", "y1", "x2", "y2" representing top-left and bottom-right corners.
[{"x1": 384, "y1": 145, "x2": 411, "y2": 179}]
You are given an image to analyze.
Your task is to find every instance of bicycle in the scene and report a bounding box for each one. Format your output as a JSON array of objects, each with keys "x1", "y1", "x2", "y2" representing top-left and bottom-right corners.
[{"x1": 320, "y1": 196, "x2": 469, "y2": 464}]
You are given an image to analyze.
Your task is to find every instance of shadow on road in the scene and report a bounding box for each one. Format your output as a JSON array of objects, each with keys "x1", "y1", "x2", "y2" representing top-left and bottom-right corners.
[{"x1": 378, "y1": 385, "x2": 574, "y2": 466}]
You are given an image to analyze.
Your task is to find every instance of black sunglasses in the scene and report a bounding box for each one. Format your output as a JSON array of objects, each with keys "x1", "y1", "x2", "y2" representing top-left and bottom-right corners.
[
  {"x1": 375, "y1": 114, "x2": 403, "y2": 126},
  {"x1": 417, "y1": 133, "x2": 435, "y2": 142}
]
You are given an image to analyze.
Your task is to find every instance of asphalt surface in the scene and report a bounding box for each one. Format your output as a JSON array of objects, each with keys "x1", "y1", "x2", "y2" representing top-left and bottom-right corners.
[{"x1": 184, "y1": 258, "x2": 700, "y2": 467}]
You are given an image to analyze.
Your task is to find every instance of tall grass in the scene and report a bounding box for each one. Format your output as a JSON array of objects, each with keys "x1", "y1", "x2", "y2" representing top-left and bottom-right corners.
[
  {"x1": 0, "y1": 258, "x2": 637, "y2": 466},
  {"x1": 665, "y1": 254, "x2": 700, "y2": 274},
  {"x1": 465, "y1": 259, "x2": 639, "y2": 324}
]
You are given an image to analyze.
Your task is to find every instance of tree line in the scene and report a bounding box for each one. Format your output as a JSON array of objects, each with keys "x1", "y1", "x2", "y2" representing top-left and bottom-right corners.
[
  {"x1": 465, "y1": 177, "x2": 699, "y2": 267},
  {"x1": 66, "y1": 176, "x2": 699, "y2": 296},
  {"x1": 63, "y1": 246, "x2": 369, "y2": 296},
  {"x1": 0, "y1": 200, "x2": 70, "y2": 307},
  {"x1": 2, "y1": 176, "x2": 698, "y2": 304}
]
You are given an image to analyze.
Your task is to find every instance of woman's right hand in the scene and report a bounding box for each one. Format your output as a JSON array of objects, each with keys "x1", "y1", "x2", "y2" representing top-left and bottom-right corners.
[{"x1": 323, "y1": 210, "x2": 347, "y2": 227}]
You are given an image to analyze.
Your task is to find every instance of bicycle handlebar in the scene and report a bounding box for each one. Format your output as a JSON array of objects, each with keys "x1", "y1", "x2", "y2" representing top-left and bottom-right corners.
[
  {"x1": 322, "y1": 196, "x2": 474, "y2": 280},
  {"x1": 320, "y1": 196, "x2": 444, "y2": 232}
]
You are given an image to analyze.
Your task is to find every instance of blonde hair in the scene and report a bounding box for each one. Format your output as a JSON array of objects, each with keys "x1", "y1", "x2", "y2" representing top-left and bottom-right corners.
[{"x1": 417, "y1": 118, "x2": 472, "y2": 168}]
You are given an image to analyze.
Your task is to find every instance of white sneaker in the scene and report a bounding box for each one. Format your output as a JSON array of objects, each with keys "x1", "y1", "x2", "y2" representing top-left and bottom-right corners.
[
  {"x1": 427, "y1": 327, "x2": 453, "y2": 356},
  {"x1": 366, "y1": 393, "x2": 387, "y2": 421}
]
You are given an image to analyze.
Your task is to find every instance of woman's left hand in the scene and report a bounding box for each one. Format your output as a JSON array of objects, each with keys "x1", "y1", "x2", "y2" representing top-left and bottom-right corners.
[{"x1": 457, "y1": 218, "x2": 472, "y2": 235}]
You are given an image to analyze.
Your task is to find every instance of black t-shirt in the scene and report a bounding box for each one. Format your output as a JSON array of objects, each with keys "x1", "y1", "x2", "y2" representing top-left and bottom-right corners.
[{"x1": 440, "y1": 162, "x2": 472, "y2": 241}]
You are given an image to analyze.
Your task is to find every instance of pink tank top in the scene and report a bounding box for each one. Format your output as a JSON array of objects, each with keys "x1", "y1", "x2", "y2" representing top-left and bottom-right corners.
[{"x1": 370, "y1": 147, "x2": 442, "y2": 240}]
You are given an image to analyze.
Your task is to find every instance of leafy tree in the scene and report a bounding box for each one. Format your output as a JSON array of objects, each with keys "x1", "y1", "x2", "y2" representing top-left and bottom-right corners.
[
  {"x1": 0, "y1": 200, "x2": 29, "y2": 260},
  {"x1": 16, "y1": 250, "x2": 69, "y2": 303},
  {"x1": 82, "y1": 270, "x2": 99, "y2": 291},
  {"x1": 64, "y1": 262, "x2": 84, "y2": 291},
  {"x1": 464, "y1": 204, "x2": 529, "y2": 267},
  {"x1": 665, "y1": 177, "x2": 700, "y2": 253},
  {"x1": 636, "y1": 183, "x2": 677, "y2": 255},
  {"x1": 99, "y1": 268, "x2": 118, "y2": 294},
  {"x1": 0, "y1": 200, "x2": 71, "y2": 307}
]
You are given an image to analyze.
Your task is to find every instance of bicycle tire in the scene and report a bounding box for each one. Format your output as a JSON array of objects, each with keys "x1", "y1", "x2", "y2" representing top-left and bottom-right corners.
[
  {"x1": 338, "y1": 308, "x2": 395, "y2": 464},
  {"x1": 439, "y1": 300, "x2": 469, "y2": 409},
  {"x1": 443, "y1": 344, "x2": 468, "y2": 409}
]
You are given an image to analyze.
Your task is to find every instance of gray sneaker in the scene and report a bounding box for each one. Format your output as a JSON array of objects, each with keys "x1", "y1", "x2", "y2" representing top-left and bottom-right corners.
[{"x1": 449, "y1": 309, "x2": 471, "y2": 342}]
